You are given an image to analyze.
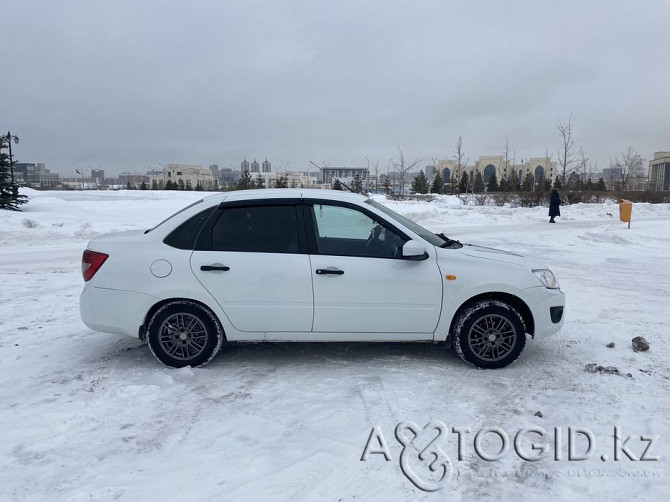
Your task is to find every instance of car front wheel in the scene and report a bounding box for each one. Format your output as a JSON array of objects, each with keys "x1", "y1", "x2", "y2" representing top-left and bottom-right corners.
[
  {"x1": 147, "y1": 300, "x2": 223, "y2": 368},
  {"x1": 453, "y1": 299, "x2": 526, "y2": 369}
]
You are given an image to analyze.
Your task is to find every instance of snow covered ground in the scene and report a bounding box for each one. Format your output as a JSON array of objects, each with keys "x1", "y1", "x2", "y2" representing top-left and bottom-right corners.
[{"x1": 1, "y1": 189, "x2": 668, "y2": 501}]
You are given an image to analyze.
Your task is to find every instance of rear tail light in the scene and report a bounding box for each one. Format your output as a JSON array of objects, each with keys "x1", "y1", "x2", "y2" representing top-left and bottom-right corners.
[{"x1": 82, "y1": 249, "x2": 109, "y2": 282}]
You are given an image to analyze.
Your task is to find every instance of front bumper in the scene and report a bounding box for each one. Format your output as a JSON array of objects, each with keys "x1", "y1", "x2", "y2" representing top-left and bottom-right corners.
[{"x1": 517, "y1": 286, "x2": 566, "y2": 339}]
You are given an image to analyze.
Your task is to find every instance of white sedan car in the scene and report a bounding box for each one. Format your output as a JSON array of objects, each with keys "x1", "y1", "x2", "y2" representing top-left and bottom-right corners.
[{"x1": 80, "y1": 189, "x2": 565, "y2": 369}]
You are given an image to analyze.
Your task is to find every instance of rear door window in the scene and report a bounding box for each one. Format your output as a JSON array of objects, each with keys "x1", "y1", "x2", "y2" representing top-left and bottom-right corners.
[{"x1": 208, "y1": 205, "x2": 302, "y2": 254}]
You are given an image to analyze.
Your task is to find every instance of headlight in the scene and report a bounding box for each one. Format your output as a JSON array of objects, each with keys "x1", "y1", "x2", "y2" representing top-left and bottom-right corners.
[{"x1": 533, "y1": 269, "x2": 560, "y2": 289}]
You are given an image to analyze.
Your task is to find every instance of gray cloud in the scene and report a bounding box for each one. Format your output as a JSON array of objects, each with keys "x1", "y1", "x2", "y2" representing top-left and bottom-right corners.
[{"x1": 3, "y1": 0, "x2": 669, "y2": 176}]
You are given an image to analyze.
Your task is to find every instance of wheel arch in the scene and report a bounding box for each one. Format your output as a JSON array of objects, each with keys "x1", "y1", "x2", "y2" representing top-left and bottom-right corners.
[
  {"x1": 139, "y1": 297, "x2": 227, "y2": 342},
  {"x1": 447, "y1": 292, "x2": 534, "y2": 343}
]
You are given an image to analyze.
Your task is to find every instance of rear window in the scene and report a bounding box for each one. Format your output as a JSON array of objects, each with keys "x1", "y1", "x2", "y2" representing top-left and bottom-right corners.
[
  {"x1": 163, "y1": 206, "x2": 218, "y2": 250},
  {"x1": 147, "y1": 199, "x2": 203, "y2": 234}
]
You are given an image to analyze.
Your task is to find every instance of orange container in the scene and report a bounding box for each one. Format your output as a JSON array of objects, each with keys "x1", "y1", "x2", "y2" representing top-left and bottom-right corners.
[{"x1": 619, "y1": 199, "x2": 632, "y2": 226}]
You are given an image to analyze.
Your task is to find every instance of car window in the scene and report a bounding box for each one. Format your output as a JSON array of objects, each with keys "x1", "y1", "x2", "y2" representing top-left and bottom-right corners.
[
  {"x1": 313, "y1": 204, "x2": 371, "y2": 239},
  {"x1": 163, "y1": 206, "x2": 217, "y2": 250},
  {"x1": 147, "y1": 199, "x2": 203, "y2": 233},
  {"x1": 209, "y1": 205, "x2": 300, "y2": 254},
  {"x1": 365, "y1": 198, "x2": 444, "y2": 247},
  {"x1": 310, "y1": 203, "x2": 407, "y2": 258}
]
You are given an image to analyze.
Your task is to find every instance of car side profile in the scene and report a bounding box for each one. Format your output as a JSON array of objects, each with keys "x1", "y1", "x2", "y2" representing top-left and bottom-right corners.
[{"x1": 80, "y1": 189, "x2": 565, "y2": 369}]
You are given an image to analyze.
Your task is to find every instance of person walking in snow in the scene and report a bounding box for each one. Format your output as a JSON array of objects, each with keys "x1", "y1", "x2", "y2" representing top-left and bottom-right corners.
[{"x1": 549, "y1": 188, "x2": 561, "y2": 223}]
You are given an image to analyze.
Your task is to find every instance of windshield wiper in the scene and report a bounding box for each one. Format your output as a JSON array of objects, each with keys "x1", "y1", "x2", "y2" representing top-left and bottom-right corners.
[{"x1": 436, "y1": 232, "x2": 463, "y2": 249}]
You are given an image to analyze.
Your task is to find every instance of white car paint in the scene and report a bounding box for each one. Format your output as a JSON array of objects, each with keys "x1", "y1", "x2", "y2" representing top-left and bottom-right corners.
[
  {"x1": 79, "y1": 189, "x2": 565, "y2": 366},
  {"x1": 190, "y1": 250, "x2": 314, "y2": 333}
]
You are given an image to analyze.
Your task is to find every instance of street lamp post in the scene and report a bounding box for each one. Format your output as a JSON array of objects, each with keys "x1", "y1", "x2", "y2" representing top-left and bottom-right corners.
[
  {"x1": 3, "y1": 132, "x2": 20, "y2": 185},
  {"x1": 387, "y1": 158, "x2": 395, "y2": 193},
  {"x1": 75, "y1": 168, "x2": 89, "y2": 190},
  {"x1": 157, "y1": 162, "x2": 165, "y2": 188}
]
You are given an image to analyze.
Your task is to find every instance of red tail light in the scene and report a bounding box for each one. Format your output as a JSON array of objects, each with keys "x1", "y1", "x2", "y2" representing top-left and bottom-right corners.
[{"x1": 82, "y1": 249, "x2": 109, "y2": 282}]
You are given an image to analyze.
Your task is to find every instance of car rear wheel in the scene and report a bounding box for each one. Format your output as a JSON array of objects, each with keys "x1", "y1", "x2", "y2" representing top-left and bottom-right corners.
[
  {"x1": 453, "y1": 299, "x2": 526, "y2": 369},
  {"x1": 147, "y1": 300, "x2": 223, "y2": 368}
]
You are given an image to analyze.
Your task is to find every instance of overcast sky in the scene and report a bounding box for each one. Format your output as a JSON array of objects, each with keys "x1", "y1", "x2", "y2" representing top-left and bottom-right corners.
[{"x1": 3, "y1": 0, "x2": 669, "y2": 177}]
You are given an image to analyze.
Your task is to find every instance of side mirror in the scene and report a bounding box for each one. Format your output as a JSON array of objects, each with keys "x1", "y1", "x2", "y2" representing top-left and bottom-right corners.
[{"x1": 402, "y1": 240, "x2": 429, "y2": 261}]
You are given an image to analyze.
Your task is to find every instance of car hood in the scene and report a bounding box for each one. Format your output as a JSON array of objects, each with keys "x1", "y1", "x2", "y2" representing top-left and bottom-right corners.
[{"x1": 453, "y1": 243, "x2": 547, "y2": 269}]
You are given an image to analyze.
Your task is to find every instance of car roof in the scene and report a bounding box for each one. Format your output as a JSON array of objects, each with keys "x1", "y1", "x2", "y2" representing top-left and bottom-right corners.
[{"x1": 202, "y1": 188, "x2": 369, "y2": 204}]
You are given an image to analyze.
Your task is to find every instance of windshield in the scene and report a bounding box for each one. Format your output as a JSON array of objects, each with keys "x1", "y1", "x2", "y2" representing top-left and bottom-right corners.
[{"x1": 365, "y1": 199, "x2": 445, "y2": 247}]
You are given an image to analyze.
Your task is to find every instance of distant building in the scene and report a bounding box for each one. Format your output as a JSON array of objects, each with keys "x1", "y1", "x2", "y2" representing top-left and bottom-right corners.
[
  {"x1": 149, "y1": 164, "x2": 215, "y2": 189},
  {"x1": 219, "y1": 168, "x2": 241, "y2": 188},
  {"x1": 321, "y1": 166, "x2": 370, "y2": 187},
  {"x1": 587, "y1": 172, "x2": 603, "y2": 183},
  {"x1": 425, "y1": 165, "x2": 435, "y2": 180},
  {"x1": 601, "y1": 167, "x2": 623, "y2": 190},
  {"x1": 91, "y1": 169, "x2": 105, "y2": 186},
  {"x1": 267, "y1": 171, "x2": 318, "y2": 188},
  {"x1": 209, "y1": 164, "x2": 219, "y2": 179},
  {"x1": 13, "y1": 162, "x2": 60, "y2": 189},
  {"x1": 648, "y1": 151, "x2": 670, "y2": 191},
  {"x1": 602, "y1": 167, "x2": 622, "y2": 180},
  {"x1": 436, "y1": 155, "x2": 556, "y2": 190},
  {"x1": 118, "y1": 172, "x2": 148, "y2": 188},
  {"x1": 241, "y1": 158, "x2": 273, "y2": 174}
]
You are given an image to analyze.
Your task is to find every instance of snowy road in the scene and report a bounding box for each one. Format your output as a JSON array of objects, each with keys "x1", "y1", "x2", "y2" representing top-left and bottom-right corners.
[{"x1": 1, "y1": 191, "x2": 668, "y2": 501}]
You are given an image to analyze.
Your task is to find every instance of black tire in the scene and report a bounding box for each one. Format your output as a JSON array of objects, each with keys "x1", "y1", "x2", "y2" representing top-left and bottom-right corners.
[
  {"x1": 453, "y1": 299, "x2": 526, "y2": 369},
  {"x1": 147, "y1": 300, "x2": 223, "y2": 368}
]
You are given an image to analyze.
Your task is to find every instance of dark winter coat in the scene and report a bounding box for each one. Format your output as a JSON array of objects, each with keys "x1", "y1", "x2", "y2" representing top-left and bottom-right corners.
[{"x1": 549, "y1": 189, "x2": 561, "y2": 217}]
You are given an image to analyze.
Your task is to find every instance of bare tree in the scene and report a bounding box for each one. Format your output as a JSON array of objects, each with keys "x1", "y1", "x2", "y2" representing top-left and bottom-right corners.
[
  {"x1": 557, "y1": 114, "x2": 576, "y2": 185},
  {"x1": 502, "y1": 139, "x2": 512, "y2": 190},
  {"x1": 393, "y1": 147, "x2": 422, "y2": 196},
  {"x1": 542, "y1": 146, "x2": 553, "y2": 191},
  {"x1": 611, "y1": 146, "x2": 645, "y2": 192},
  {"x1": 452, "y1": 136, "x2": 469, "y2": 193},
  {"x1": 577, "y1": 147, "x2": 596, "y2": 187},
  {"x1": 509, "y1": 148, "x2": 518, "y2": 192},
  {"x1": 364, "y1": 156, "x2": 380, "y2": 193},
  {"x1": 371, "y1": 159, "x2": 379, "y2": 193}
]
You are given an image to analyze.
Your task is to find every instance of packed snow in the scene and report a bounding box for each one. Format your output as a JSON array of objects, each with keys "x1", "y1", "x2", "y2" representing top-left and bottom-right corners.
[{"x1": 1, "y1": 188, "x2": 668, "y2": 501}]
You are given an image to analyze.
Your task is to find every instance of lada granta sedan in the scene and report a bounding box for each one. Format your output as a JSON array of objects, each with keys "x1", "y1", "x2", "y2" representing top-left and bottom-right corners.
[{"x1": 80, "y1": 189, "x2": 565, "y2": 369}]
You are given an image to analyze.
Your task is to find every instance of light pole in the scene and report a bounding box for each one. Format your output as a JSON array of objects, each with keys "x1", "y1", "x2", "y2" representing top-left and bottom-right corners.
[
  {"x1": 75, "y1": 167, "x2": 89, "y2": 190},
  {"x1": 3, "y1": 132, "x2": 20, "y2": 185},
  {"x1": 387, "y1": 158, "x2": 394, "y2": 193},
  {"x1": 157, "y1": 162, "x2": 165, "y2": 188}
]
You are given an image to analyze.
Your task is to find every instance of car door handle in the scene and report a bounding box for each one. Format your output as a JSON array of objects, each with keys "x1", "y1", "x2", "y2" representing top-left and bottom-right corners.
[
  {"x1": 316, "y1": 268, "x2": 344, "y2": 275},
  {"x1": 201, "y1": 265, "x2": 230, "y2": 272}
]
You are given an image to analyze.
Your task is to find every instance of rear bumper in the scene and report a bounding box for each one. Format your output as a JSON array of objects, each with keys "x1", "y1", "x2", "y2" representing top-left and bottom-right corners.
[
  {"x1": 80, "y1": 285, "x2": 158, "y2": 338},
  {"x1": 518, "y1": 286, "x2": 566, "y2": 339}
]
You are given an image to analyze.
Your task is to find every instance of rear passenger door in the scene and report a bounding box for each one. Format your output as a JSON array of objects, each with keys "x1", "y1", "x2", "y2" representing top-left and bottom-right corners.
[{"x1": 190, "y1": 200, "x2": 314, "y2": 334}]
